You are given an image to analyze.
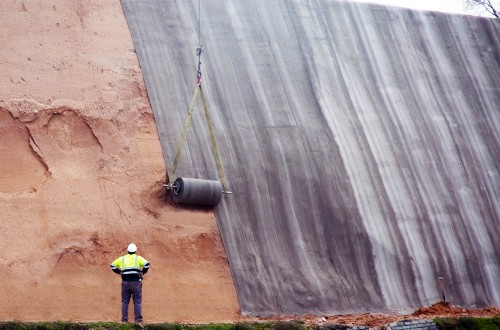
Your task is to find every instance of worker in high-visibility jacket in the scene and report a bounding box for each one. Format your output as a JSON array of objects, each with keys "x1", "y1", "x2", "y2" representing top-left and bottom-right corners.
[{"x1": 110, "y1": 243, "x2": 150, "y2": 323}]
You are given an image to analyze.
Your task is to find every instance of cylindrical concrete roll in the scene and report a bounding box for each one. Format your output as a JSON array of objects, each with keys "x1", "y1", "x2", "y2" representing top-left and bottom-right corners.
[{"x1": 171, "y1": 177, "x2": 223, "y2": 207}]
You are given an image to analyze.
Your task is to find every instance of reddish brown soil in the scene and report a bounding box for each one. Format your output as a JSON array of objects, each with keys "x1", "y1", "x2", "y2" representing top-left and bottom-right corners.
[
  {"x1": 249, "y1": 303, "x2": 500, "y2": 328},
  {"x1": 326, "y1": 302, "x2": 500, "y2": 327},
  {"x1": 0, "y1": 0, "x2": 239, "y2": 323},
  {"x1": 411, "y1": 302, "x2": 500, "y2": 318}
]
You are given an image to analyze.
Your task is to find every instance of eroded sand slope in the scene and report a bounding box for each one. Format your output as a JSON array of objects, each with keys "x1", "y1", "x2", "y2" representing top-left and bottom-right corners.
[{"x1": 0, "y1": 0, "x2": 239, "y2": 322}]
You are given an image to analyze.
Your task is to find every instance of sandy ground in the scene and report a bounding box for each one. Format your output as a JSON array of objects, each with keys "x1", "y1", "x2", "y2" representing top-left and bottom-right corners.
[
  {"x1": 0, "y1": 0, "x2": 498, "y2": 327},
  {"x1": 0, "y1": 0, "x2": 239, "y2": 323}
]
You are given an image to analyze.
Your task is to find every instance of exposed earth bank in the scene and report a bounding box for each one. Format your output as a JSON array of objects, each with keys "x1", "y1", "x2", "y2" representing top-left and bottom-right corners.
[{"x1": 0, "y1": 0, "x2": 238, "y2": 323}]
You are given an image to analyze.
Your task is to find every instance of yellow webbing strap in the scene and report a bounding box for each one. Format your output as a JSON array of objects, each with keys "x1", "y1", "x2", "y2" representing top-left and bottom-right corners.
[
  {"x1": 199, "y1": 86, "x2": 229, "y2": 192},
  {"x1": 169, "y1": 85, "x2": 200, "y2": 181},
  {"x1": 168, "y1": 84, "x2": 229, "y2": 192}
]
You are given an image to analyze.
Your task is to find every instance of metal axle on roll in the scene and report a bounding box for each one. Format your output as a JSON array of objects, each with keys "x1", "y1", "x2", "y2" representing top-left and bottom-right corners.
[{"x1": 166, "y1": 177, "x2": 227, "y2": 207}]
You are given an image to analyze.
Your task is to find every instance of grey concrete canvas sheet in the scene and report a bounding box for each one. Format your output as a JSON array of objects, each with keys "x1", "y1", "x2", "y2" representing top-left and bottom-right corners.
[{"x1": 121, "y1": 0, "x2": 500, "y2": 315}]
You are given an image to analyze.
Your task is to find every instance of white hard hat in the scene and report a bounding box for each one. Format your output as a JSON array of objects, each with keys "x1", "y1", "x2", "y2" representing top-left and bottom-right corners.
[{"x1": 127, "y1": 243, "x2": 137, "y2": 253}]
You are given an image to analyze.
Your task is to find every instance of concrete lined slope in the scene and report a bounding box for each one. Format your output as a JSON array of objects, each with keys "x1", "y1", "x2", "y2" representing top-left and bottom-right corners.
[{"x1": 121, "y1": 0, "x2": 500, "y2": 315}]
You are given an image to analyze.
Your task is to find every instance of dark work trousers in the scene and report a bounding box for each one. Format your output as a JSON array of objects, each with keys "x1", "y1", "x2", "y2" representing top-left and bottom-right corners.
[{"x1": 121, "y1": 281, "x2": 142, "y2": 322}]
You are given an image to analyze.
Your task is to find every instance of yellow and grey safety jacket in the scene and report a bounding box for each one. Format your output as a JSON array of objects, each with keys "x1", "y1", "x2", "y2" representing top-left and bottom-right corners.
[{"x1": 110, "y1": 253, "x2": 150, "y2": 281}]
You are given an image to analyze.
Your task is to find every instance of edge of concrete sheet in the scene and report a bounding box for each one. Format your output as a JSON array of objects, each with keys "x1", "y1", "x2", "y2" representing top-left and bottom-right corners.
[{"x1": 121, "y1": 0, "x2": 500, "y2": 316}]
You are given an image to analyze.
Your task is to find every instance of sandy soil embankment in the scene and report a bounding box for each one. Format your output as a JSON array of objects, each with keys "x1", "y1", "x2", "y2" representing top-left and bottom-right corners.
[{"x1": 0, "y1": 0, "x2": 239, "y2": 322}]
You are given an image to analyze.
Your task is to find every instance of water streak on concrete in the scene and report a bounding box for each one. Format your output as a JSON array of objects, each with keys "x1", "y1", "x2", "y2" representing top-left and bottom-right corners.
[{"x1": 122, "y1": 0, "x2": 500, "y2": 315}]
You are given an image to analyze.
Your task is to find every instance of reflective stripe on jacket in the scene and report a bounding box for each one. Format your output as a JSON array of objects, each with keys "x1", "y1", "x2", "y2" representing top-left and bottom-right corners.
[{"x1": 110, "y1": 254, "x2": 150, "y2": 281}]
